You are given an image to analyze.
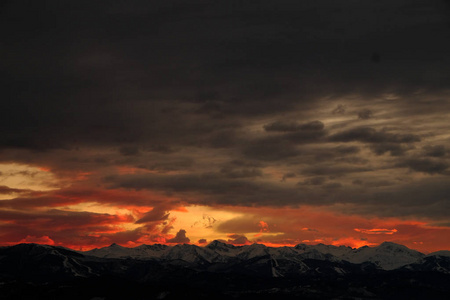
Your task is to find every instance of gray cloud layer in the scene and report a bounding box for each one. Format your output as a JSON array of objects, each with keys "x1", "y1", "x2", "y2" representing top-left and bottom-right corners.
[{"x1": 1, "y1": 0, "x2": 449, "y2": 224}]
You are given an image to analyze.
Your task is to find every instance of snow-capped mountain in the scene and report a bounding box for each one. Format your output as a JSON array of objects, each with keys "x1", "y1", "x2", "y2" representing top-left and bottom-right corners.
[
  {"x1": 341, "y1": 241, "x2": 425, "y2": 270},
  {"x1": 162, "y1": 243, "x2": 222, "y2": 263},
  {"x1": 82, "y1": 240, "x2": 429, "y2": 271},
  {"x1": 2, "y1": 241, "x2": 447, "y2": 280},
  {"x1": 1, "y1": 241, "x2": 449, "y2": 300},
  {"x1": 205, "y1": 239, "x2": 239, "y2": 254}
]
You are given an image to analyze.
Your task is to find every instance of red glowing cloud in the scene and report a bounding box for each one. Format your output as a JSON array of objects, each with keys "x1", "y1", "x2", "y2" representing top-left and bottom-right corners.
[{"x1": 354, "y1": 228, "x2": 398, "y2": 235}]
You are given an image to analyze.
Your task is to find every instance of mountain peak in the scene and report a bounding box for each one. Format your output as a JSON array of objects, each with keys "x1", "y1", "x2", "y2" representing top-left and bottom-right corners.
[
  {"x1": 208, "y1": 240, "x2": 227, "y2": 245},
  {"x1": 379, "y1": 241, "x2": 403, "y2": 247},
  {"x1": 206, "y1": 240, "x2": 234, "y2": 250},
  {"x1": 248, "y1": 242, "x2": 266, "y2": 249},
  {"x1": 377, "y1": 241, "x2": 412, "y2": 252},
  {"x1": 108, "y1": 243, "x2": 125, "y2": 248},
  {"x1": 294, "y1": 243, "x2": 310, "y2": 250}
]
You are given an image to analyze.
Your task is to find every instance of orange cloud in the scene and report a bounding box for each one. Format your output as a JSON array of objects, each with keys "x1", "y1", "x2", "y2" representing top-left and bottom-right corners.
[
  {"x1": 331, "y1": 237, "x2": 376, "y2": 248},
  {"x1": 354, "y1": 228, "x2": 398, "y2": 235},
  {"x1": 258, "y1": 221, "x2": 270, "y2": 233}
]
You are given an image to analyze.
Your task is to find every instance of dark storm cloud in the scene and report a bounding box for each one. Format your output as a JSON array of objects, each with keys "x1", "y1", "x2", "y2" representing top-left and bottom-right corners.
[
  {"x1": 227, "y1": 234, "x2": 251, "y2": 245},
  {"x1": 0, "y1": 0, "x2": 449, "y2": 228},
  {"x1": 119, "y1": 146, "x2": 140, "y2": 156},
  {"x1": 0, "y1": 208, "x2": 133, "y2": 229},
  {"x1": 423, "y1": 145, "x2": 447, "y2": 157},
  {"x1": 0, "y1": 195, "x2": 81, "y2": 210},
  {"x1": 332, "y1": 105, "x2": 347, "y2": 114},
  {"x1": 105, "y1": 172, "x2": 331, "y2": 207},
  {"x1": 138, "y1": 156, "x2": 195, "y2": 172},
  {"x1": 323, "y1": 182, "x2": 343, "y2": 190},
  {"x1": 217, "y1": 160, "x2": 266, "y2": 179},
  {"x1": 335, "y1": 146, "x2": 360, "y2": 155},
  {"x1": 301, "y1": 177, "x2": 327, "y2": 186},
  {"x1": 352, "y1": 179, "x2": 364, "y2": 185},
  {"x1": 309, "y1": 145, "x2": 362, "y2": 163},
  {"x1": 345, "y1": 178, "x2": 450, "y2": 219},
  {"x1": 370, "y1": 143, "x2": 411, "y2": 156},
  {"x1": 264, "y1": 121, "x2": 305, "y2": 132},
  {"x1": 285, "y1": 124, "x2": 327, "y2": 143},
  {"x1": 243, "y1": 121, "x2": 327, "y2": 161},
  {"x1": 329, "y1": 127, "x2": 421, "y2": 144},
  {"x1": 358, "y1": 109, "x2": 373, "y2": 120},
  {"x1": 351, "y1": 179, "x2": 394, "y2": 188},
  {"x1": 219, "y1": 165, "x2": 263, "y2": 179},
  {"x1": 166, "y1": 229, "x2": 190, "y2": 244},
  {"x1": 0, "y1": 186, "x2": 30, "y2": 195},
  {"x1": 109, "y1": 173, "x2": 232, "y2": 194},
  {"x1": 264, "y1": 120, "x2": 324, "y2": 132},
  {"x1": 135, "y1": 207, "x2": 170, "y2": 224},
  {"x1": 328, "y1": 127, "x2": 422, "y2": 156},
  {"x1": 242, "y1": 138, "x2": 301, "y2": 161},
  {"x1": 302, "y1": 165, "x2": 373, "y2": 177},
  {"x1": 399, "y1": 158, "x2": 449, "y2": 174},
  {"x1": 281, "y1": 172, "x2": 296, "y2": 181},
  {"x1": 104, "y1": 168, "x2": 450, "y2": 219},
  {"x1": 0, "y1": 187, "x2": 162, "y2": 211},
  {"x1": 1, "y1": 0, "x2": 449, "y2": 152},
  {"x1": 109, "y1": 173, "x2": 257, "y2": 198}
]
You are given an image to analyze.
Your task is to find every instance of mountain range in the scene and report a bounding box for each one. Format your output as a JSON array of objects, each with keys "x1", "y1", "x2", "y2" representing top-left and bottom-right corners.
[{"x1": 0, "y1": 241, "x2": 449, "y2": 299}]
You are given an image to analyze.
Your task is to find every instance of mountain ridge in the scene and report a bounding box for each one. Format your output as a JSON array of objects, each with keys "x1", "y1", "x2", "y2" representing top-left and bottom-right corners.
[
  {"x1": 1, "y1": 241, "x2": 449, "y2": 299},
  {"x1": 2, "y1": 239, "x2": 444, "y2": 272}
]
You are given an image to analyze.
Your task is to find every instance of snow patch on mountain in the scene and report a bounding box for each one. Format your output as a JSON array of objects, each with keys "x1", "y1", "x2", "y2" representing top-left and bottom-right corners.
[
  {"x1": 341, "y1": 242, "x2": 424, "y2": 270},
  {"x1": 82, "y1": 240, "x2": 438, "y2": 271},
  {"x1": 237, "y1": 243, "x2": 269, "y2": 260}
]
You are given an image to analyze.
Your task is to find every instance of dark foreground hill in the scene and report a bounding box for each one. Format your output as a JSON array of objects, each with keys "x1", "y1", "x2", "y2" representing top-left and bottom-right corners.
[{"x1": 0, "y1": 242, "x2": 449, "y2": 299}]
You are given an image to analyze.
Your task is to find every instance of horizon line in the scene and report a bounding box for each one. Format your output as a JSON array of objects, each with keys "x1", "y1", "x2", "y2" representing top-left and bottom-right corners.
[{"x1": 3, "y1": 240, "x2": 449, "y2": 254}]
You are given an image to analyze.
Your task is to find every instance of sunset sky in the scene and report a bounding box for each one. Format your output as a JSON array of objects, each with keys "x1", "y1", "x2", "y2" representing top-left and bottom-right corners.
[{"x1": 1, "y1": 0, "x2": 450, "y2": 253}]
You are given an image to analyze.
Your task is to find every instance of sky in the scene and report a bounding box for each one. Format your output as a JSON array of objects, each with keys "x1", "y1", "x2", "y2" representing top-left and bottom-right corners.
[{"x1": 1, "y1": 0, "x2": 450, "y2": 253}]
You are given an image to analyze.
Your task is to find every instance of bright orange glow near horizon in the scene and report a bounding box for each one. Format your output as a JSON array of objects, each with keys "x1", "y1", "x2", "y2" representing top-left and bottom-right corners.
[{"x1": 1, "y1": 162, "x2": 448, "y2": 255}]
